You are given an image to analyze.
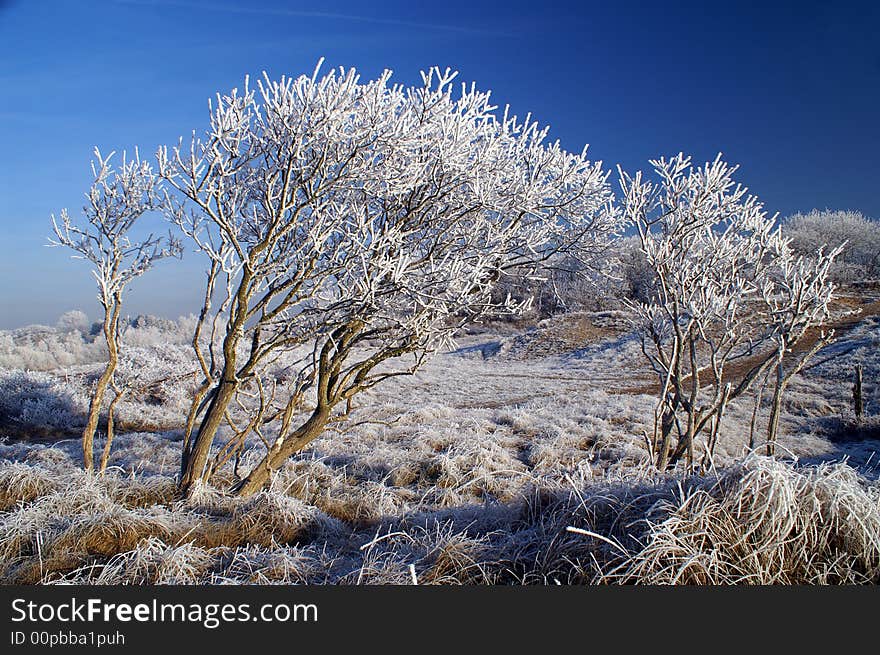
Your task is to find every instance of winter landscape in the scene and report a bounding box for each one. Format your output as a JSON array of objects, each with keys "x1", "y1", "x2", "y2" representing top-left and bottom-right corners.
[
  {"x1": 0, "y1": 109, "x2": 880, "y2": 584},
  {"x1": 1, "y1": 2, "x2": 878, "y2": 587}
]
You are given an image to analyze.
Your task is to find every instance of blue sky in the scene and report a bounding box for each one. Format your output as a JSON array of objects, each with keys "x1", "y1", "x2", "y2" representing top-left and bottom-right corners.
[{"x1": 0, "y1": 0, "x2": 877, "y2": 328}]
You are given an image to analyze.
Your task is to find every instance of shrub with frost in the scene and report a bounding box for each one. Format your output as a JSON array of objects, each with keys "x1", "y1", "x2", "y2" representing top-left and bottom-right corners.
[
  {"x1": 156, "y1": 60, "x2": 619, "y2": 495},
  {"x1": 620, "y1": 154, "x2": 837, "y2": 468},
  {"x1": 784, "y1": 209, "x2": 880, "y2": 283}
]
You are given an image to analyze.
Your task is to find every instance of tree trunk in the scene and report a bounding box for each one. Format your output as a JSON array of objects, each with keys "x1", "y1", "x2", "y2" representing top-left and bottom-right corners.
[
  {"x1": 178, "y1": 378, "x2": 238, "y2": 493},
  {"x1": 99, "y1": 388, "x2": 125, "y2": 473},
  {"x1": 853, "y1": 364, "x2": 863, "y2": 420},
  {"x1": 766, "y1": 359, "x2": 787, "y2": 456},
  {"x1": 179, "y1": 271, "x2": 252, "y2": 495},
  {"x1": 702, "y1": 383, "x2": 731, "y2": 473},
  {"x1": 180, "y1": 383, "x2": 213, "y2": 480},
  {"x1": 82, "y1": 314, "x2": 118, "y2": 472},
  {"x1": 748, "y1": 374, "x2": 768, "y2": 451},
  {"x1": 655, "y1": 405, "x2": 675, "y2": 470},
  {"x1": 684, "y1": 418, "x2": 696, "y2": 469},
  {"x1": 232, "y1": 408, "x2": 330, "y2": 497}
]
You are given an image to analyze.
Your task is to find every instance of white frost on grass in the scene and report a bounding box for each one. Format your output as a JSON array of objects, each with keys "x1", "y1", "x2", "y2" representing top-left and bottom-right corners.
[{"x1": 0, "y1": 307, "x2": 878, "y2": 584}]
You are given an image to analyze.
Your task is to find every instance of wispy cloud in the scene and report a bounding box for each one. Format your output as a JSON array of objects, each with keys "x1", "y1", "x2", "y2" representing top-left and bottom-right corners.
[{"x1": 111, "y1": 0, "x2": 512, "y2": 37}]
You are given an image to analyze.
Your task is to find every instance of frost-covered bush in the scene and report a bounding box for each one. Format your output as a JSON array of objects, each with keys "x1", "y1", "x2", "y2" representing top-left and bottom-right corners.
[
  {"x1": 620, "y1": 154, "x2": 837, "y2": 468},
  {"x1": 56, "y1": 310, "x2": 91, "y2": 335},
  {"x1": 488, "y1": 257, "x2": 621, "y2": 317},
  {"x1": 111, "y1": 343, "x2": 199, "y2": 428},
  {"x1": 0, "y1": 370, "x2": 87, "y2": 432},
  {"x1": 0, "y1": 325, "x2": 105, "y2": 371},
  {"x1": 122, "y1": 314, "x2": 198, "y2": 348},
  {"x1": 784, "y1": 210, "x2": 880, "y2": 283},
  {"x1": 487, "y1": 235, "x2": 658, "y2": 317},
  {"x1": 0, "y1": 314, "x2": 198, "y2": 372},
  {"x1": 616, "y1": 236, "x2": 654, "y2": 304}
]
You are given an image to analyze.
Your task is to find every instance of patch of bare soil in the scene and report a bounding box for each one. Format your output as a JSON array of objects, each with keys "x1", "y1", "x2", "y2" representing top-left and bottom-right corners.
[
  {"x1": 503, "y1": 311, "x2": 627, "y2": 359},
  {"x1": 613, "y1": 296, "x2": 880, "y2": 396}
]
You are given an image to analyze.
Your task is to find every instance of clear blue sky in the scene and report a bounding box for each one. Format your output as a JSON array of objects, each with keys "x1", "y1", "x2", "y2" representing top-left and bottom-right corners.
[{"x1": 0, "y1": 0, "x2": 877, "y2": 329}]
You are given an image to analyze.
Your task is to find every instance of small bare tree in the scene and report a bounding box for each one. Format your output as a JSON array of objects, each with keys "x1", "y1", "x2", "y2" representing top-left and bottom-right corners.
[
  {"x1": 158, "y1": 62, "x2": 618, "y2": 496},
  {"x1": 621, "y1": 154, "x2": 837, "y2": 469},
  {"x1": 50, "y1": 149, "x2": 182, "y2": 472}
]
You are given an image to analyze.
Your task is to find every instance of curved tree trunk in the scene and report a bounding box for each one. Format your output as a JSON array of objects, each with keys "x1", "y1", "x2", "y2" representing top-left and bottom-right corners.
[
  {"x1": 180, "y1": 259, "x2": 220, "y2": 480},
  {"x1": 655, "y1": 404, "x2": 675, "y2": 470},
  {"x1": 178, "y1": 377, "x2": 238, "y2": 493},
  {"x1": 231, "y1": 407, "x2": 330, "y2": 497},
  {"x1": 99, "y1": 387, "x2": 126, "y2": 473},
  {"x1": 178, "y1": 269, "x2": 253, "y2": 495},
  {"x1": 82, "y1": 303, "x2": 119, "y2": 472}
]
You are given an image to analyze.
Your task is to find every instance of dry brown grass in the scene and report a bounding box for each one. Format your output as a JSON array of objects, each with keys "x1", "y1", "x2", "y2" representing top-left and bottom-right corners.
[
  {"x1": 1, "y1": 448, "x2": 878, "y2": 585},
  {"x1": 0, "y1": 463, "x2": 59, "y2": 511},
  {"x1": 201, "y1": 490, "x2": 343, "y2": 548},
  {"x1": 268, "y1": 458, "x2": 405, "y2": 524},
  {"x1": 0, "y1": 466, "x2": 341, "y2": 583}
]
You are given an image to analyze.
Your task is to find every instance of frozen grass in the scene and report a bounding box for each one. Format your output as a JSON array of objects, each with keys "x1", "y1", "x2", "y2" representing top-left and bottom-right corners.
[
  {"x1": 601, "y1": 456, "x2": 880, "y2": 584},
  {"x1": 0, "y1": 463, "x2": 60, "y2": 511},
  {"x1": 63, "y1": 537, "x2": 217, "y2": 585},
  {"x1": 1, "y1": 452, "x2": 877, "y2": 585},
  {"x1": 0, "y1": 308, "x2": 878, "y2": 585}
]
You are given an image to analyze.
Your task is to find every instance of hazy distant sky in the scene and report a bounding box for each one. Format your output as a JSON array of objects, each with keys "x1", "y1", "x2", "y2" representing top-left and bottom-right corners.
[{"x1": 0, "y1": 0, "x2": 877, "y2": 328}]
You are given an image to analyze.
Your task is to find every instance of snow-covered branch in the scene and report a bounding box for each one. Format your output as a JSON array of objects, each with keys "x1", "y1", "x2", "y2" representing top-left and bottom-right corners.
[
  {"x1": 622, "y1": 153, "x2": 838, "y2": 469},
  {"x1": 161, "y1": 61, "x2": 620, "y2": 495}
]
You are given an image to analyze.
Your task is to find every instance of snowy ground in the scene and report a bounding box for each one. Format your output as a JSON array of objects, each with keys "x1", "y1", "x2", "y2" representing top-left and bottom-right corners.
[
  {"x1": 2, "y1": 303, "x2": 879, "y2": 502},
  {"x1": 0, "y1": 302, "x2": 878, "y2": 584}
]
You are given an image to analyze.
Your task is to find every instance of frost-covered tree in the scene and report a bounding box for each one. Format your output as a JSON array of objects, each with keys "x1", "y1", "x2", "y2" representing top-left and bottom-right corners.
[
  {"x1": 487, "y1": 256, "x2": 614, "y2": 317},
  {"x1": 159, "y1": 61, "x2": 618, "y2": 496},
  {"x1": 56, "y1": 310, "x2": 91, "y2": 334},
  {"x1": 784, "y1": 209, "x2": 880, "y2": 282},
  {"x1": 50, "y1": 149, "x2": 182, "y2": 472},
  {"x1": 620, "y1": 154, "x2": 837, "y2": 469},
  {"x1": 758, "y1": 244, "x2": 838, "y2": 454}
]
